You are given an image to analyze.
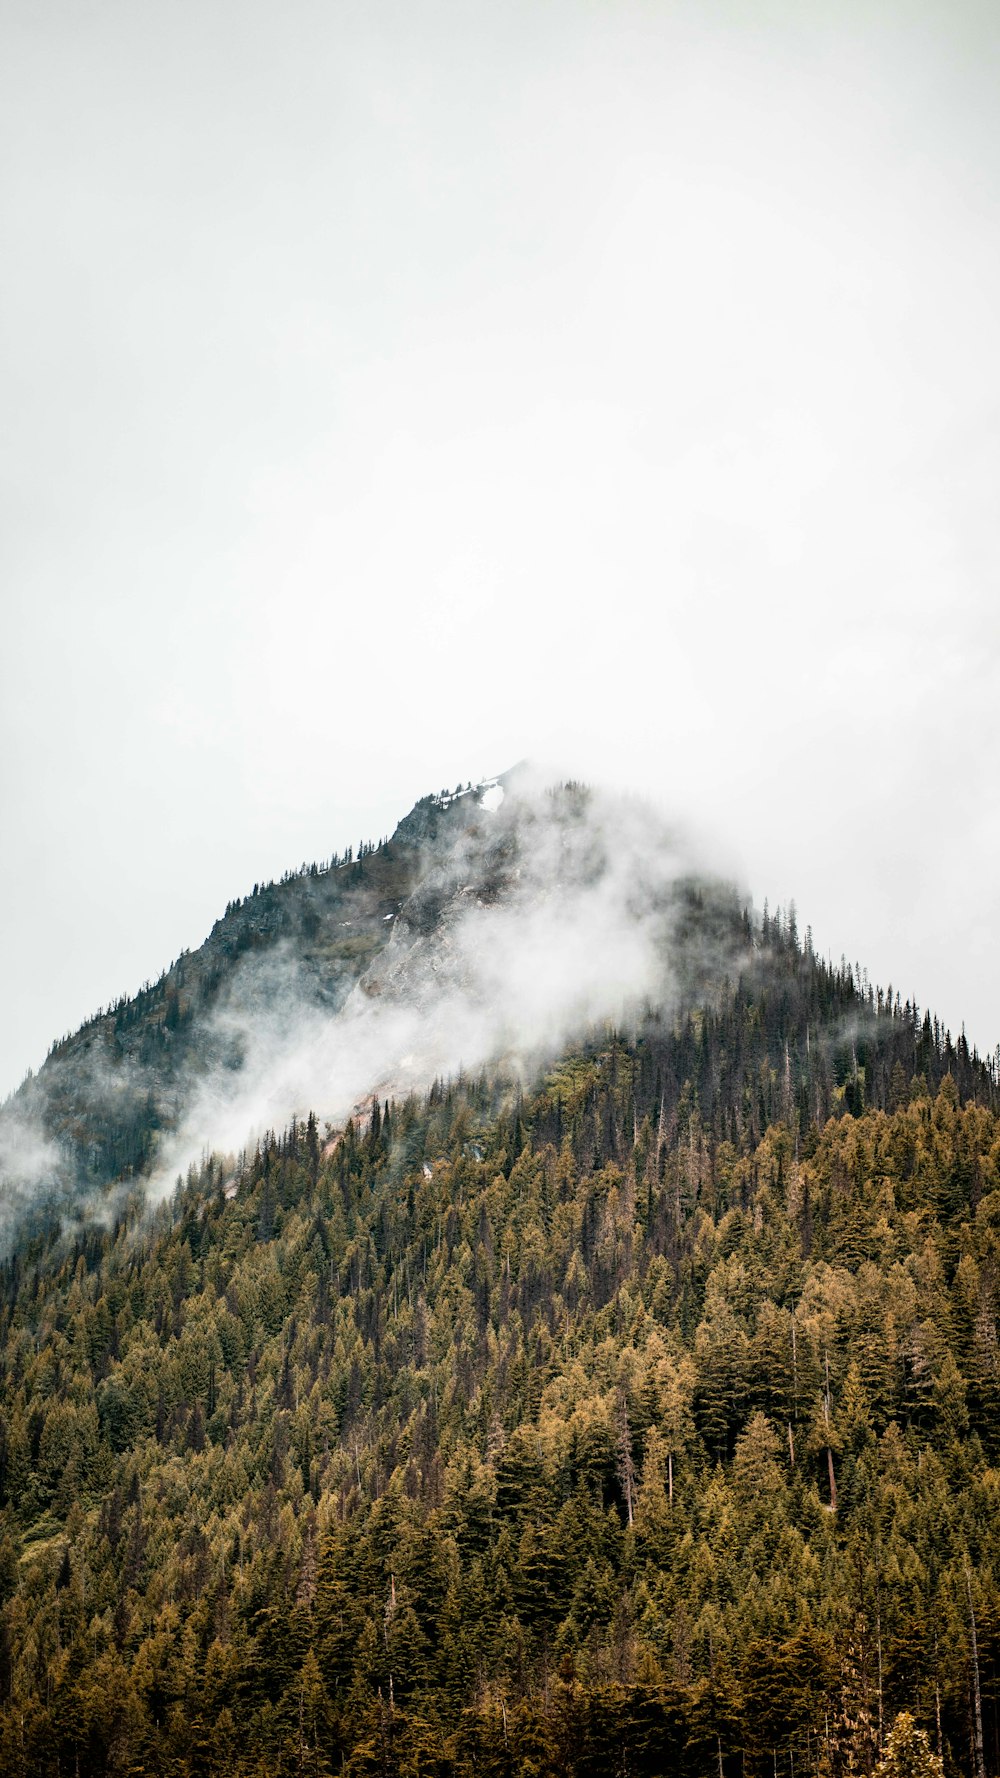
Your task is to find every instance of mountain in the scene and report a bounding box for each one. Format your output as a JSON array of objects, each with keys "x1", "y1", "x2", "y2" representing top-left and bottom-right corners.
[
  {"x1": 0, "y1": 776, "x2": 999, "y2": 1777},
  {"x1": 4, "y1": 772, "x2": 995, "y2": 1256}
]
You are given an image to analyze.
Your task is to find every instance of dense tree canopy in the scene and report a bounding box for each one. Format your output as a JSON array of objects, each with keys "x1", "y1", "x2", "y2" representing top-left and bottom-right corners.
[{"x1": 1, "y1": 929, "x2": 999, "y2": 1778}]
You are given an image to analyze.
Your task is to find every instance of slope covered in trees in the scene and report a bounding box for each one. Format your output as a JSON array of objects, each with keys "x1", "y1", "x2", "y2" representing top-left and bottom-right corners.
[{"x1": 1, "y1": 916, "x2": 999, "y2": 1775}]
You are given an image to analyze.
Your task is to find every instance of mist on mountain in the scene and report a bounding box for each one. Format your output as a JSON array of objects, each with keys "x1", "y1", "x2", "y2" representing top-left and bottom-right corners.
[
  {"x1": 4, "y1": 768, "x2": 997, "y2": 1267},
  {"x1": 0, "y1": 772, "x2": 742, "y2": 1247}
]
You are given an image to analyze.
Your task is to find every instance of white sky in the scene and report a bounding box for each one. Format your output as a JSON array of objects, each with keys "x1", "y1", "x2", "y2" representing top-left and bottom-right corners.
[{"x1": 2, "y1": 0, "x2": 999, "y2": 1097}]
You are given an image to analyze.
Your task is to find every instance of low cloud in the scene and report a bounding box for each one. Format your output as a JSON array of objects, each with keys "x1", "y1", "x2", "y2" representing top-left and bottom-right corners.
[
  {"x1": 148, "y1": 775, "x2": 747, "y2": 1193},
  {"x1": 0, "y1": 1105, "x2": 66, "y2": 1248}
]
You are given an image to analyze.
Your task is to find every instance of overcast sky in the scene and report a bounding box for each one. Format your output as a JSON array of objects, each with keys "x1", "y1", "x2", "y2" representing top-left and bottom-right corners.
[{"x1": 2, "y1": 0, "x2": 999, "y2": 1098}]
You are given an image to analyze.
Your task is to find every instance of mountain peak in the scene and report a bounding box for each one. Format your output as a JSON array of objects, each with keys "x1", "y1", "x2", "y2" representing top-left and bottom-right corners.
[{"x1": 1, "y1": 773, "x2": 997, "y2": 1259}]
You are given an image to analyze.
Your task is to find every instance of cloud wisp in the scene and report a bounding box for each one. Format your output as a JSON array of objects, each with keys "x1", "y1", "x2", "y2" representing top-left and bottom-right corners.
[
  {"x1": 147, "y1": 776, "x2": 745, "y2": 1192},
  {"x1": 0, "y1": 1107, "x2": 66, "y2": 1249}
]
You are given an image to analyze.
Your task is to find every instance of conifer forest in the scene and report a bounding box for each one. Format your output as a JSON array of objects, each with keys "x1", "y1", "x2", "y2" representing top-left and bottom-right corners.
[{"x1": 2, "y1": 794, "x2": 999, "y2": 1778}]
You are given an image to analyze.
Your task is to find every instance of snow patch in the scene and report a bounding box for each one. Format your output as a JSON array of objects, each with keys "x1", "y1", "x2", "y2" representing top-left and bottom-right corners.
[{"x1": 480, "y1": 783, "x2": 504, "y2": 812}]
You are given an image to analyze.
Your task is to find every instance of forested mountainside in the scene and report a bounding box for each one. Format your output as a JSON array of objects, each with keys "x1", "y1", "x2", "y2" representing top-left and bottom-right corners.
[
  {"x1": 2, "y1": 901, "x2": 1000, "y2": 1776},
  {"x1": 2, "y1": 778, "x2": 1000, "y2": 1777}
]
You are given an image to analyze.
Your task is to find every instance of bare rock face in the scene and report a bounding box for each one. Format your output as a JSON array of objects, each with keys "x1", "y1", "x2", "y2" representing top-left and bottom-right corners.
[
  {"x1": 332, "y1": 775, "x2": 737, "y2": 1125},
  {"x1": 350, "y1": 825, "x2": 517, "y2": 1012}
]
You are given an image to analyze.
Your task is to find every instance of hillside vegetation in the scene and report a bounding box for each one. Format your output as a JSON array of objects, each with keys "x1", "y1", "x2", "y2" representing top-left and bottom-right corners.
[{"x1": 1, "y1": 913, "x2": 999, "y2": 1777}]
